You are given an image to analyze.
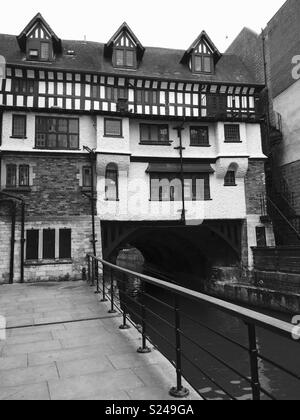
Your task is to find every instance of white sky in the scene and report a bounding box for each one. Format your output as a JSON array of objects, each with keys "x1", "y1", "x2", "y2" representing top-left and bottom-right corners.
[{"x1": 1, "y1": 0, "x2": 286, "y2": 52}]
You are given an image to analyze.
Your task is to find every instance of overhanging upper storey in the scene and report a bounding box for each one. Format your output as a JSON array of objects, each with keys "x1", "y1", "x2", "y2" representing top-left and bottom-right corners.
[
  {"x1": 181, "y1": 31, "x2": 222, "y2": 75},
  {"x1": 104, "y1": 22, "x2": 145, "y2": 70},
  {"x1": 17, "y1": 13, "x2": 62, "y2": 62}
]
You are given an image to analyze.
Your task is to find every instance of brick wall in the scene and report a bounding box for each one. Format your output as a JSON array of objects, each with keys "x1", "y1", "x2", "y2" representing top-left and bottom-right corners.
[
  {"x1": 1, "y1": 154, "x2": 92, "y2": 217},
  {"x1": 281, "y1": 160, "x2": 300, "y2": 214},
  {"x1": 245, "y1": 160, "x2": 266, "y2": 214},
  {"x1": 226, "y1": 27, "x2": 264, "y2": 84}
]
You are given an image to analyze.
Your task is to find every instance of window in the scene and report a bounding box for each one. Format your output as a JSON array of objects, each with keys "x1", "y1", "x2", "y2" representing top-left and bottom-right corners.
[
  {"x1": 59, "y1": 229, "x2": 72, "y2": 259},
  {"x1": 105, "y1": 87, "x2": 128, "y2": 102},
  {"x1": 26, "y1": 230, "x2": 39, "y2": 260},
  {"x1": 150, "y1": 173, "x2": 210, "y2": 201},
  {"x1": 104, "y1": 119, "x2": 122, "y2": 137},
  {"x1": 12, "y1": 115, "x2": 26, "y2": 138},
  {"x1": 27, "y1": 38, "x2": 52, "y2": 62},
  {"x1": 114, "y1": 48, "x2": 136, "y2": 68},
  {"x1": 136, "y1": 90, "x2": 159, "y2": 105},
  {"x1": 105, "y1": 163, "x2": 119, "y2": 201},
  {"x1": 35, "y1": 117, "x2": 79, "y2": 150},
  {"x1": 43, "y1": 229, "x2": 56, "y2": 260},
  {"x1": 26, "y1": 228, "x2": 72, "y2": 261},
  {"x1": 12, "y1": 79, "x2": 34, "y2": 95},
  {"x1": 40, "y1": 42, "x2": 50, "y2": 60},
  {"x1": 83, "y1": 166, "x2": 92, "y2": 188},
  {"x1": 224, "y1": 171, "x2": 236, "y2": 186},
  {"x1": 192, "y1": 41, "x2": 214, "y2": 74},
  {"x1": 19, "y1": 165, "x2": 30, "y2": 187},
  {"x1": 190, "y1": 127, "x2": 209, "y2": 146},
  {"x1": 256, "y1": 227, "x2": 267, "y2": 248},
  {"x1": 224, "y1": 125, "x2": 241, "y2": 142},
  {"x1": 140, "y1": 124, "x2": 169, "y2": 144},
  {"x1": 6, "y1": 165, "x2": 17, "y2": 188}
]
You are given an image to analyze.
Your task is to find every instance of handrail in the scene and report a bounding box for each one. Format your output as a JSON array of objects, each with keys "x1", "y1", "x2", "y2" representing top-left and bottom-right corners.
[
  {"x1": 87, "y1": 254, "x2": 294, "y2": 339},
  {"x1": 266, "y1": 195, "x2": 300, "y2": 241},
  {"x1": 87, "y1": 253, "x2": 300, "y2": 401}
]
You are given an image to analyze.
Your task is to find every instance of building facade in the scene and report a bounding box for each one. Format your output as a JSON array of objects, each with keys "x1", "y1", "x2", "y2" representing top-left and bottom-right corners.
[
  {"x1": 0, "y1": 13, "x2": 274, "y2": 285},
  {"x1": 227, "y1": 0, "x2": 300, "y2": 246}
]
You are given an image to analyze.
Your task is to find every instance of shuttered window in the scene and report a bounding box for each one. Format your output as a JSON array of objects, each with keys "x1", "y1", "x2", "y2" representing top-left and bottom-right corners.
[
  {"x1": 26, "y1": 230, "x2": 39, "y2": 260},
  {"x1": 59, "y1": 229, "x2": 72, "y2": 259},
  {"x1": 43, "y1": 229, "x2": 55, "y2": 260}
]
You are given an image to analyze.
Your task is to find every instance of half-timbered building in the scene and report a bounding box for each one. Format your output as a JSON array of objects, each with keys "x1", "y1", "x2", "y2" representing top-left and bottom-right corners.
[{"x1": 0, "y1": 13, "x2": 274, "y2": 285}]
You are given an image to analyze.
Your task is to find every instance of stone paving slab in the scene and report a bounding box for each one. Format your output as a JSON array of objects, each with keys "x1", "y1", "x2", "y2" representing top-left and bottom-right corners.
[{"x1": 0, "y1": 281, "x2": 201, "y2": 401}]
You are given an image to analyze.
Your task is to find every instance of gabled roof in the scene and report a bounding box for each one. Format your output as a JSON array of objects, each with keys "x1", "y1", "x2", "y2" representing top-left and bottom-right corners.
[
  {"x1": 104, "y1": 22, "x2": 145, "y2": 59},
  {"x1": 17, "y1": 13, "x2": 62, "y2": 53},
  {"x1": 181, "y1": 30, "x2": 222, "y2": 64}
]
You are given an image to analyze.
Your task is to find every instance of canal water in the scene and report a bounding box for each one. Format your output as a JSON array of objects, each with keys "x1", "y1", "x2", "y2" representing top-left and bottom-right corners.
[{"x1": 116, "y1": 251, "x2": 300, "y2": 400}]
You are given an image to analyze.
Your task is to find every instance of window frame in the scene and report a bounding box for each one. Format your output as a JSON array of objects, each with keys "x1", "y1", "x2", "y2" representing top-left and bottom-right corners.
[
  {"x1": 82, "y1": 166, "x2": 92, "y2": 188},
  {"x1": 224, "y1": 124, "x2": 241, "y2": 143},
  {"x1": 113, "y1": 47, "x2": 137, "y2": 69},
  {"x1": 224, "y1": 170, "x2": 237, "y2": 187},
  {"x1": 192, "y1": 53, "x2": 214, "y2": 74},
  {"x1": 105, "y1": 163, "x2": 119, "y2": 201},
  {"x1": 150, "y1": 173, "x2": 211, "y2": 202},
  {"x1": 140, "y1": 124, "x2": 170, "y2": 145},
  {"x1": 12, "y1": 79, "x2": 34, "y2": 95},
  {"x1": 12, "y1": 115, "x2": 27, "y2": 139},
  {"x1": 19, "y1": 165, "x2": 30, "y2": 187},
  {"x1": 104, "y1": 118, "x2": 123, "y2": 138},
  {"x1": 35, "y1": 116, "x2": 80, "y2": 150},
  {"x1": 6, "y1": 164, "x2": 17, "y2": 188},
  {"x1": 190, "y1": 126, "x2": 210, "y2": 147}
]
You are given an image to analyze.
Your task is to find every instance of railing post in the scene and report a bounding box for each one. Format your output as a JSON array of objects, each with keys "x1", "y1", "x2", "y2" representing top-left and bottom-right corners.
[
  {"x1": 87, "y1": 255, "x2": 91, "y2": 285},
  {"x1": 91, "y1": 257, "x2": 95, "y2": 287},
  {"x1": 108, "y1": 267, "x2": 117, "y2": 314},
  {"x1": 170, "y1": 294, "x2": 189, "y2": 398},
  {"x1": 94, "y1": 259, "x2": 100, "y2": 294},
  {"x1": 247, "y1": 323, "x2": 261, "y2": 401},
  {"x1": 119, "y1": 273, "x2": 130, "y2": 330},
  {"x1": 137, "y1": 284, "x2": 151, "y2": 354},
  {"x1": 101, "y1": 265, "x2": 108, "y2": 302}
]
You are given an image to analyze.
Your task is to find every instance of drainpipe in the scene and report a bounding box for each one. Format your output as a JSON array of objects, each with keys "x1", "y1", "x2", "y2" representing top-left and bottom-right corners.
[
  {"x1": 174, "y1": 121, "x2": 186, "y2": 225},
  {"x1": 83, "y1": 146, "x2": 97, "y2": 256},
  {"x1": 9, "y1": 201, "x2": 16, "y2": 284}
]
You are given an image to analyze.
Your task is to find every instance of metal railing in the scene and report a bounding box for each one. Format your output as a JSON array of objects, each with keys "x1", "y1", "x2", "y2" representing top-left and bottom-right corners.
[{"x1": 87, "y1": 253, "x2": 300, "y2": 401}]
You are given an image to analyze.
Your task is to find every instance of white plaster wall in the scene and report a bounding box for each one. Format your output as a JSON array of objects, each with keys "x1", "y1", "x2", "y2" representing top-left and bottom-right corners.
[
  {"x1": 273, "y1": 78, "x2": 300, "y2": 166},
  {"x1": 98, "y1": 162, "x2": 247, "y2": 221},
  {"x1": 0, "y1": 111, "x2": 96, "y2": 153},
  {"x1": 96, "y1": 116, "x2": 130, "y2": 154}
]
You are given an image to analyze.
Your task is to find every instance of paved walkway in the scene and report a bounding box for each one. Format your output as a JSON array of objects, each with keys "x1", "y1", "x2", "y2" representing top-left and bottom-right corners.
[{"x1": 0, "y1": 281, "x2": 200, "y2": 400}]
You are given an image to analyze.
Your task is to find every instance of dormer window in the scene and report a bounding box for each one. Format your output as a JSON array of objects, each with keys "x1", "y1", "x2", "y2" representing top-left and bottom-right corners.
[
  {"x1": 192, "y1": 40, "x2": 214, "y2": 74},
  {"x1": 17, "y1": 13, "x2": 62, "y2": 63},
  {"x1": 113, "y1": 33, "x2": 137, "y2": 69},
  {"x1": 180, "y1": 31, "x2": 221, "y2": 76},
  {"x1": 105, "y1": 22, "x2": 145, "y2": 70},
  {"x1": 26, "y1": 26, "x2": 53, "y2": 61}
]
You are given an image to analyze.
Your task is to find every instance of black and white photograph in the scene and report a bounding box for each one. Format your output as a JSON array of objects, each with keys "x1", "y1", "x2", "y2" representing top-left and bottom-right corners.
[{"x1": 0, "y1": 0, "x2": 299, "y2": 404}]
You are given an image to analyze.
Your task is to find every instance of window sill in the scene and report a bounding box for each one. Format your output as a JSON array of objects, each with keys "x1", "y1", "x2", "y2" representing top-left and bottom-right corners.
[
  {"x1": 33, "y1": 148, "x2": 81, "y2": 151},
  {"x1": 224, "y1": 140, "x2": 243, "y2": 143},
  {"x1": 149, "y1": 199, "x2": 212, "y2": 202},
  {"x1": 10, "y1": 136, "x2": 27, "y2": 140},
  {"x1": 104, "y1": 199, "x2": 120, "y2": 202},
  {"x1": 190, "y1": 144, "x2": 211, "y2": 148},
  {"x1": 3, "y1": 187, "x2": 31, "y2": 193},
  {"x1": 224, "y1": 184, "x2": 237, "y2": 187},
  {"x1": 25, "y1": 259, "x2": 73, "y2": 267},
  {"x1": 139, "y1": 142, "x2": 172, "y2": 146},
  {"x1": 103, "y1": 135, "x2": 124, "y2": 139}
]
